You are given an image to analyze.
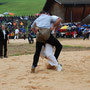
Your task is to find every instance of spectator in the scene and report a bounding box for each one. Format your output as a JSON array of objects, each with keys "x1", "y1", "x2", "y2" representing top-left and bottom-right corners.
[
  {"x1": 14, "y1": 27, "x2": 19, "y2": 40},
  {"x1": 0, "y1": 25, "x2": 9, "y2": 59}
]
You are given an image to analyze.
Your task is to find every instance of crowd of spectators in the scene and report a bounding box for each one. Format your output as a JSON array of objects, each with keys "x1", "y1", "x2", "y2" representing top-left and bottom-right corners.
[
  {"x1": 0, "y1": 16, "x2": 37, "y2": 39},
  {"x1": 0, "y1": 16, "x2": 90, "y2": 40},
  {"x1": 56, "y1": 23, "x2": 90, "y2": 40}
]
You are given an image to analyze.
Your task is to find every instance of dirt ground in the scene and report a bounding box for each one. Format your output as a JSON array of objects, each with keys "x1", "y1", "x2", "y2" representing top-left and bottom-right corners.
[
  {"x1": 0, "y1": 39, "x2": 90, "y2": 90},
  {"x1": 9, "y1": 38, "x2": 90, "y2": 47}
]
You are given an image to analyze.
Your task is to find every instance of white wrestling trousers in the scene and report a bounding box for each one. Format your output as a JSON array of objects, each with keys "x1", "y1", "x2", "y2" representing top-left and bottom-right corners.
[
  {"x1": 40, "y1": 44, "x2": 59, "y2": 66},
  {"x1": 14, "y1": 35, "x2": 18, "y2": 39}
]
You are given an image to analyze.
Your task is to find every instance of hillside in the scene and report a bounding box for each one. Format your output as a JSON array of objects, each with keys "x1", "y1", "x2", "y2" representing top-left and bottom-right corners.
[{"x1": 0, "y1": 0, "x2": 46, "y2": 16}]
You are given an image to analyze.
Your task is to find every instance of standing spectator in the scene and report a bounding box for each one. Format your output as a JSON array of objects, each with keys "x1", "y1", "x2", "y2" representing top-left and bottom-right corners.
[
  {"x1": 14, "y1": 28, "x2": 19, "y2": 40},
  {"x1": 21, "y1": 27, "x2": 26, "y2": 40},
  {"x1": 28, "y1": 22, "x2": 32, "y2": 32},
  {"x1": 28, "y1": 32, "x2": 34, "y2": 44},
  {"x1": 20, "y1": 21, "x2": 23, "y2": 28},
  {"x1": 13, "y1": 21, "x2": 17, "y2": 29},
  {"x1": 83, "y1": 27, "x2": 89, "y2": 40},
  {"x1": 0, "y1": 25, "x2": 9, "y2": 59},
  {"x1": 23, "y1": 33, "x2": 26, "y2": 40}
]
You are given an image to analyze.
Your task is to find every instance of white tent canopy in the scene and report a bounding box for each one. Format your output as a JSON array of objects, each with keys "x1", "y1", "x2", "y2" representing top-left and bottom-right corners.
[{"x1": 0, "y1": 14, "x2": 4, "y2": 17}]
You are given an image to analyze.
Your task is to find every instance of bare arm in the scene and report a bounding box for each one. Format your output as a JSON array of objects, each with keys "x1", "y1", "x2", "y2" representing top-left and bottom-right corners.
[
  {"x1": 50, "y1": 18, "x2": 62, "y2": 31},
  {"x1": 31, "y1": 28, "x2": 38, "y2": 34},
  {"x1": 53, "y1": 18, "x2": 62, "y2": 27},
  {"x1": 31, "y1": 22, "x2": 39, "y2": 34}
]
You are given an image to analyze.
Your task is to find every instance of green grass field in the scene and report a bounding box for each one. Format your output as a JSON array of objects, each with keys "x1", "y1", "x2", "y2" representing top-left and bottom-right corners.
[{"x1": 0, "y1": 0, "x2": 46, "y2": 16}]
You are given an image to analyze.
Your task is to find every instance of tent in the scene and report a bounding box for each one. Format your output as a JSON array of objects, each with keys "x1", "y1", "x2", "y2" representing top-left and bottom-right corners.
[
  {"x1": 3, "y1": 12, "x2": 9, "y2": 15},
  {"x1": 9, "y1": 12, "x2": 14, "y2": 16},
  {"x1": 0, "y1": 14, "x2": 4, "y2": 17},
  {"x1": 35, "y1": 13, "x2": 40, "y2": 16}
]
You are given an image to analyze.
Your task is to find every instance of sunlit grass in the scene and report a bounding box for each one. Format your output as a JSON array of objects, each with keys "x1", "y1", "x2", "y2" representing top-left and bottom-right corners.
[{"x1": 0, "y1": 0, "x2": 46, "y2": 16}]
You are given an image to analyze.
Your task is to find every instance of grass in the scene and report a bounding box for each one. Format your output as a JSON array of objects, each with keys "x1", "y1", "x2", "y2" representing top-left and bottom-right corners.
[
  {"x1": 0, "y1": 0, "x2": 46, "y2": 16},
  {"x1": 8, "y1": 41, "x2": 90, "y2": 56},
  {"x1": 63, "y1": 45, "x2": 90, "y2": 52},
  {"x1": 8, "y1": 43, "x2": 35, "y2": 56},
  {"x1": 63, "y1": 45, "x2": 85, "y2": 48}
]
